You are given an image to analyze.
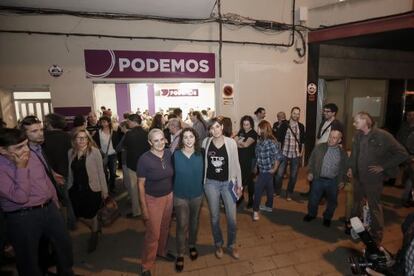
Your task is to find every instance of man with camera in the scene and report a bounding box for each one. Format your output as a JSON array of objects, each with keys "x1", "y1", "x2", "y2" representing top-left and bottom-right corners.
[{"x1": 354, "y1": 213, "x2": 414, "y2": 275}]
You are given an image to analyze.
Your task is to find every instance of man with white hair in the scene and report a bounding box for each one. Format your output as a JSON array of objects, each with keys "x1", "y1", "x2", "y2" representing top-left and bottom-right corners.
[{"x1": 348, "y1": 111, "x2": 408, "y2": 243}]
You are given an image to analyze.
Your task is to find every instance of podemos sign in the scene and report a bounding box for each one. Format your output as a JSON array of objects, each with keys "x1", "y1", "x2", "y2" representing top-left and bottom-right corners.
[{"x1": 84, "y1": 50, "x2": 215, "y2": 79}]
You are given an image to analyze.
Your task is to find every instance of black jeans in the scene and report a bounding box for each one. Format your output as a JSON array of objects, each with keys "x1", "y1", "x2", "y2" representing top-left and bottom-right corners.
[
  {"x1": 105, "y1": 154, "x2": 118, "y2": 191},
  {"x1": 5, "y1": 202, "x2": 74, "y2": 276}
]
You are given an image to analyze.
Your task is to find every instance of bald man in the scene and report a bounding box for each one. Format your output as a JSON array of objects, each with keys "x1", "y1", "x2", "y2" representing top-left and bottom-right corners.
[{"x1": 303, "y1": 130, "x2": 348, "y2": 227}]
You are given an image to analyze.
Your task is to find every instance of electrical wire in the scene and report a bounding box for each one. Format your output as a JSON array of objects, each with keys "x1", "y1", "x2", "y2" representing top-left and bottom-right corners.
[{"x1": 0, "y1": 1, "x2": 307, "y2": 58}]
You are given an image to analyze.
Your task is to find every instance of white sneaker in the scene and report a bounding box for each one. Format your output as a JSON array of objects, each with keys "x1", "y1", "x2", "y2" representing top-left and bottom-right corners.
[
  {"x1": 253, "y1": 211, "x2": 260, "y2": 221},
  {"x1": 259, "y1": 205, "x2": 273, "y2": 212}
]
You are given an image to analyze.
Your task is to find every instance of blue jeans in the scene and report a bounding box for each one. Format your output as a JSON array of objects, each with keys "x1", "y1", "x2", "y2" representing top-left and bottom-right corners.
[
  {"x1": 174, "y1": 195, "x2": 203, "y2": 256},
  {"x1": 308, "y1": 178, "x2": 338, "y2": 220},
  {"x1": 274, "y1": 156, "x2": 300, "y2": 194},
  {"x1": 204, "y1": 179, "x2": 237, "y2": 249},
  {"x1": 253, "y1": 172, "x2": 274, "y2": 212}
]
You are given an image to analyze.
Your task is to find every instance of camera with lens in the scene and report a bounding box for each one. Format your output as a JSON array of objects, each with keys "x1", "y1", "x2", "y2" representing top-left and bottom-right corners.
[{"x1": 348, "y1": 217, "x2": 391, "y2": 275}]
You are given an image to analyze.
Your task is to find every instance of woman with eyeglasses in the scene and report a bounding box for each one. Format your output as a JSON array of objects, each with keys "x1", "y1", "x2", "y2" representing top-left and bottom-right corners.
[
  {"x1": 202, "y1": 117, "x2": 242, "y2": 260},
  {"x1": 137, "y1": 128, "x2": 174, "y2": 276},
  {"x1": 67, "y1": 129, "x2": 108, "y2": 253},
  {"x1": 92, "y1": 116, "x2": 120, "y2": 194},
  {"x1": 173, "y1": 128, "x2": 204, "y2": 272}
]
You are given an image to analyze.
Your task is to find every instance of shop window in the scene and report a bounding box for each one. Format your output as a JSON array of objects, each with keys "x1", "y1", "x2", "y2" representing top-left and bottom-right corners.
[{"x1": 13, "y1": 91, "x2": 52, "y2": 122}]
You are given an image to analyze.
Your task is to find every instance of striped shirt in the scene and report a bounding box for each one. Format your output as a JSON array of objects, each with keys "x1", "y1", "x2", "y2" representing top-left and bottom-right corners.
[{"x1": 320, "y1": 145, "x2": 341, "y2": 179}]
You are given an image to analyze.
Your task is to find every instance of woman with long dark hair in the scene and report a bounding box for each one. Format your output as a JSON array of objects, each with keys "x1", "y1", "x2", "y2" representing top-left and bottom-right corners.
[
  {"x1": 93, "y1": 116, "x2": 119, "y2": 193},
  {"x1": 202, "y1": 117, "x2": 242, "y2": 260},
  {"x1": 189, "y1": 111, "x2": 208, "y2": 142},
  {"x1": 252, "y1": 120, "x2": 282, "y2": 221},
  {"x1": 173, "y1": 127, "x2": 204, "y2": 272},
  {"x1": 149, "y1": 113, "x2": 166, "y2": 131},
  {"x1": 234, "y1": 115, "x2": 258, "y2": 208},
  {"x1": 67, "y1": 129, "x2": 108, "y2": 252}
]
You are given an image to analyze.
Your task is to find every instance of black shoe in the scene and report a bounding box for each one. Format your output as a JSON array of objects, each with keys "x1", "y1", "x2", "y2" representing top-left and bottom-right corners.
[
  {"x1": 323, "y1": 219, "x2": 331, "y2": 227},
  {"x1": 189, "y1": 247, "x2": 198, "y2": 261},
  {"x1": 175, "y1": 256, "x2": 184, "y2": 272},
  {"x1": 344, "y1": 221, "x2": 351, "y2": 235},
  {"x1": 87, "y1": 232, "x2": 99, "y2": 253},
  {"x1": 303, "y1": 215, "x2": 315, "y2": 222},
  {"x1": 236, "y1": 195, "x2": 245, "y2": 207},
  {"x1": 246, "y1": 202, "x2": 253, "y2": 209},
  {"x1": 126, "y1": 212, "x2": 140, "y2": 219},
  {"x1": 300, "y1": 191, "x2": 310, "y2": 197},
  {"x1": 157, "y1": 251, "x2": 175, "y2": 262},
  {"x1": 142, "y1": 270, "x2": 152, "y2": 276}
]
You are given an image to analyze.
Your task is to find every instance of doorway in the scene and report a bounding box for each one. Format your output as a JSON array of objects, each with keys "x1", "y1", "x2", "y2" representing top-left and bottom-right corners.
[
  {"x1": 93, "y1": 82, "x2": 216, "y2": 119},
  {"x1": 321, "y1": 79, "x2": 388, "y2": 149}
]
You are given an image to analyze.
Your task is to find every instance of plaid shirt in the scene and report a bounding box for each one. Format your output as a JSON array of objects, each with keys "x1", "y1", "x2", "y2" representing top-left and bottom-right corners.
[
  {"x1": 255, "y1": 139, "x2": 283, "y2": 172},
  {"x1": 406, "y1": 239, "x2": 414, "y2": 275},
  {"x1": 282, "y1": 122, "x2": 301, "y2": 158}
]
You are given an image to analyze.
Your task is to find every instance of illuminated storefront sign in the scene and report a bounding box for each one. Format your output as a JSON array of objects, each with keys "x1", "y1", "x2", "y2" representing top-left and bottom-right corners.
[
  {"x1": 84, "y1": 50, "x2": 215, "y2": 79},
  {"x1": 160, "y1": 89, "x2": 199, "y2": 97}
]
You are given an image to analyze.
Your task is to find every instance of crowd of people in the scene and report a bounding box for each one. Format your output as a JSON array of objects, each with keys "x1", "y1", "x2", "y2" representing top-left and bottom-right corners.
[{"x1": 0, "y1": 103, "x2": 413, "y2": 276}]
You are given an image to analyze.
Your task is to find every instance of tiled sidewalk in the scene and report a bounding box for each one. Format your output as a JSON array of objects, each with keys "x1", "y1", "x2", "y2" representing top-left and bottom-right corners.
[
  {"x1": 68, "y1": 169, "x2": 410, "y2": 275},
  {"x1": 2, "y1": 169, "x2": 406, "y2": 276}
]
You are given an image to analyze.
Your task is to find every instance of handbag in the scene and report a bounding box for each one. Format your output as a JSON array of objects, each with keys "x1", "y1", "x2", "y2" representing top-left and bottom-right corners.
[{"x1": 97, "y1": 197, "x2": 121, "y2": 227}]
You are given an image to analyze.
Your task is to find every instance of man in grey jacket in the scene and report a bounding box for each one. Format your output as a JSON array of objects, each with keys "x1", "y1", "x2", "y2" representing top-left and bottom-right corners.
[
  {"x1": 303, "y1": 130, "x2": 348, "y2": 227},
  {"x1": 348, "y1": 112, "x2": 409, "y2": 244}
]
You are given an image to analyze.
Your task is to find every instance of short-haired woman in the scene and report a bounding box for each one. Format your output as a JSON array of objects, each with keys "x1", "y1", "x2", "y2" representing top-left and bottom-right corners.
[
  {"x1": 173, "y1": 128, "x2": 204, "y2": 272},
  {"x1": 202, "y1": 117, "x2": 242, "y2": 259},
  {"x1": 67, "y1": 129, "x2": 108, "y2": 252},
  {"x1": 138, "y1": 129, "x2": 174, "y2": 276},
  {"x1": 252, "y1": 120, "x2": 283, "y2": 221}
]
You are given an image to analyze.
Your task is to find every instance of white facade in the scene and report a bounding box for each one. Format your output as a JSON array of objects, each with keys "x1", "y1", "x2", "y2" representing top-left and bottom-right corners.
[{"x1": 0, "y1": 0, "x2": 411, "y2": 127}]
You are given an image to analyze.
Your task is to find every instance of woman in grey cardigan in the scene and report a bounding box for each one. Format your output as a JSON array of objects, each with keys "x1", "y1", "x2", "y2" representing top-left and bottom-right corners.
[
  {"x1": 202, "y1": 117, "x2": 242, "y2": 260},
  {"x1": 67, "y1": 129, "x2": 108, "y2": 253}
]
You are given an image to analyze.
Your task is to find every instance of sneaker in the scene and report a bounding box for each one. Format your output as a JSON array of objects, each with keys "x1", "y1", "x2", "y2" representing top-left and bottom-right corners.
[
  {"x1": 259, "y1": 205, "x2": 273, "y2": 212},
  {"x1": 215, "y1": 247, "x2": 224, "y2": 259},
  {"x1": 253, "y1": 211, "x2": 260, "y2": 221},
  {"x1": 274, "y1": 193, "x2": 280, "y2": 198},
  {"x1": 303, "y1": 214, "x2": 315, "y2": 222},
  {"x1": 229, "y1": 247, "x2": 240, "y2": 259},
  {"x1": 286, "y1": 196, "x2": 292, "y2": 201}
]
